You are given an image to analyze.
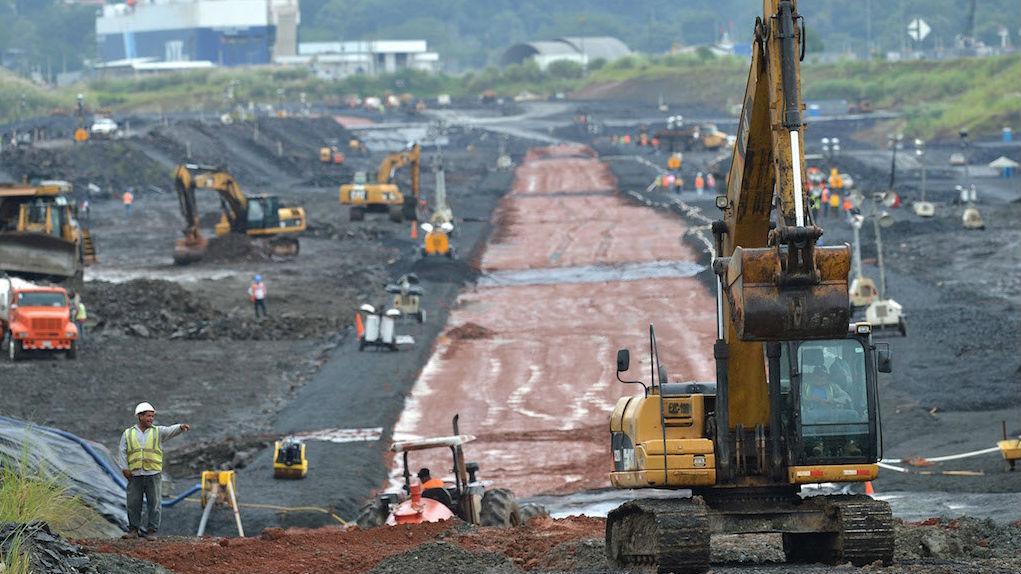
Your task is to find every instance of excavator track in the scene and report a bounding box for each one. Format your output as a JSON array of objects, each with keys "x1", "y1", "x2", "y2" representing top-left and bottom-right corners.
[
  {"x1": 783, "y1": 495, "x2": 894, "y2": 566},
  {"x1": 605, "y1": 497, "x2": 710, "y2": 574}
]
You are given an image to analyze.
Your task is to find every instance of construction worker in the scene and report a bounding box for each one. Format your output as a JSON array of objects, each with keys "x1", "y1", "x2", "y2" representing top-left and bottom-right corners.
[
  {"x1": 417, "y1": 468, "x2": 445, "y2": 490},
  {"x1": 122, "y1": 187, "x2": 134, "y2": 218},
  {"x1": 694, "y1": 172, "x2": 705, "y2": 195},
  {"x1": 820, "y1": 186, "x2": 831, "y2": 217},
  {"x1": 117, "y1": 402, "x2": 191, "y2": 539},
  {"x1": 706, "y1": 172, "x2": 716, "y2": 191},
  {"x1": 248, "y1": 274, "x2": 267, "y2": 318},
  {"x1": 70, "y1": 291, "x2": 87, "y2": 344},
  {"x1": 828, "y1": 190, "x2": 840, "y2": 217}
]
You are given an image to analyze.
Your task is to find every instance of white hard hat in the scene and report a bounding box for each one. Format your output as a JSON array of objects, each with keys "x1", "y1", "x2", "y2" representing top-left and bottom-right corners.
[
  {"x1": 134, "y1": 402, "x2": 155, "y2": 416},
  {"x1": 359, "y1": 304, "x2": 376, "y2": 313},
  {"x1": 385, "y1": 308, "x2": 401, "y2": 317}
]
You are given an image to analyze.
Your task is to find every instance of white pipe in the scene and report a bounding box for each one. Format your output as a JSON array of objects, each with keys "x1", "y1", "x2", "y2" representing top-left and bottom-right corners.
[
  {"x1": 790, "y1": 130, "x2": 805, "y2": 226},
  {"x1": 881, "y1": 446, "x2": 1001, "y2": 465}
]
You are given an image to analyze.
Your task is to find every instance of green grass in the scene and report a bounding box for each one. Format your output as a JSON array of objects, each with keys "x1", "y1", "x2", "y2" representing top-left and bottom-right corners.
[
  {"x1": 1, "y1": 446, "x2": 90, "y2": 572},
  {"x1": 3, "y1": 53, "x2": 1018, "y2": 138}
]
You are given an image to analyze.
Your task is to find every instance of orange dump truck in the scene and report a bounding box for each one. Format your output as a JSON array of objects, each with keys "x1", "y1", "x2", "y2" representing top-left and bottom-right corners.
[{"x1": 0, "y1": 276, "x2": 78, "y2": 360}]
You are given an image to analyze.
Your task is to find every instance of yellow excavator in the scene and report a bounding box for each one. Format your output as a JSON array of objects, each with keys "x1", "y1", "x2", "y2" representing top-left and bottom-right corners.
[
  {"x1": 173, "y1": 164, "x2": 306, "y2": 264},
  {"x1": 339, "y1": 143, "x2": 420, "y2": 222},
  {"x1": 605, "y1": 2, "x2": 894, "y2": 572},
  {"x1": 0, "y1": 181, "x2": 95, "y2": 287}
]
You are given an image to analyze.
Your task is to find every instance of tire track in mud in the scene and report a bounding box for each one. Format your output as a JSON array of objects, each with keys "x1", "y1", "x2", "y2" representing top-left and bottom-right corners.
[{"x1": 391, "y1": 145, "x2": 718, "y2": 497}]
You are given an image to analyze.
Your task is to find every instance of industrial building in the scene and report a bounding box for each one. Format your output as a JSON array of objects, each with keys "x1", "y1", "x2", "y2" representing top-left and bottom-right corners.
[
  {"x1": 95, "y1": 0, "x2": 299, "y2": 67},
  {"x1": 278, "y1": 41, "x2": 441, "y2": 79},
  {"x1": 500, "y1": 37, "x2": 631, "y2": 69}
]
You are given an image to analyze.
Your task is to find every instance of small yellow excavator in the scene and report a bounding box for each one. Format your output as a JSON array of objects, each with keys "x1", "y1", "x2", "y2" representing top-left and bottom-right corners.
[
  {"x1": 604, "y1": 2, "x2": 894, "y2": 572},
  {"x1": 0, "y1": 181, "x2": 95, "y2": 287},
  {"x1": 339, "y1": 143, "x2": 420, "y2": 222},
  {"x1": 173, "y1": 164, "x2": 306, "y2": 264}
]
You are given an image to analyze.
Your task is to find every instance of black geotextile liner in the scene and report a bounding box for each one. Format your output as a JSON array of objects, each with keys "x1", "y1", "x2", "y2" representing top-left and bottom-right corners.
[{"x1": 0, "y1": 415, "x2": 127, "y2": 530}]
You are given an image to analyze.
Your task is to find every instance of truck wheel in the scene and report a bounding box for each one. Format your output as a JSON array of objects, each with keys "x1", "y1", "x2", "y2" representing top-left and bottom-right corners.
[
  {"x1": 9, "y1": 336, "x2": 23, "y2": 362},
  {"x1": 480, "y1": 488, "x2": 521, "y2": 527},
  {"x1": 358, "y1": 339, "x2": 366, "y2": 351},
  {"x1": 389, "y1": 342, "x2": 398, "y2": 352},
  {"x1": 349, "y1": 206, "x2": 364, "y2": 221},
  {"x1": 66, "y1": 340, "x2": 78, "y2": 360},
  {"x1": 898, "y1": 318, "x2": 907, "y2": 337}
]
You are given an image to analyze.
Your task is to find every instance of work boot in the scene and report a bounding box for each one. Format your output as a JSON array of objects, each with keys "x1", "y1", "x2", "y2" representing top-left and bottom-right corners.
[
  {"x1": 121, "y1": 529, "x2": 139, "y2": 539},
  {"x1": 142, "y1": 529, "x2": 157, "y2": 540}
]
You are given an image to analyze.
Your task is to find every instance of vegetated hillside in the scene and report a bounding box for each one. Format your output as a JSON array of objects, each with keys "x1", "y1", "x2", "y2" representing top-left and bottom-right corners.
[
  {"x1": 298, "y1": 0, "x2": 1021, "y2": 69},
  {"x1": 0, "y1": 68, "x2": 61, "y2": 123},
  {"x1": 575, "y1": 53, "x2": 1021, "y2": 138}
]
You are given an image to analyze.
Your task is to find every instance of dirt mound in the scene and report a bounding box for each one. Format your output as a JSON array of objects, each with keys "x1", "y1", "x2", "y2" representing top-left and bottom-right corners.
[
  {"x1": 0, "y1": 522, "x2": 94, "y2": 574},
  {"x1": 83, "y1": 279, "x2": 343, "y2": 341},
  {"x1": 0, "y1": 141, "x2": 168, "y2": 193},
  {"x1": 524, "y1": 145, "x2": 597, "y2": 162},
  {"x1": 202, "y1": 234, "x2": 271, "y2": 263},
  {"x1": 92, "y1": 522, "x2": 455, "y2": 574},
  {"x1": 369, "y1": 540, "x2": 520, "y2": 574},
  {"x1": 896, "y1": 517, "x2": 1021, "y2": 560},
  {"x1": 454, "y1": 516, "x2": 604, "y2": 570},
  {"x1": 445, "y1": 322, "x2": 495, "y2": 340}
]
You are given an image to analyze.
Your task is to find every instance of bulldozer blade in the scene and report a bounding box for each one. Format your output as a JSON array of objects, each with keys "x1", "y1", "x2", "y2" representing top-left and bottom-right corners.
[
  {"x1": 0, "y1": 232, "x2": 78, "y2": 280},
  {"x1": 719, "y1": 245, "x2": 850, "y2": 341},
  {"x1": 173, "y1": 236, "x2": 209, "y2": 265}
]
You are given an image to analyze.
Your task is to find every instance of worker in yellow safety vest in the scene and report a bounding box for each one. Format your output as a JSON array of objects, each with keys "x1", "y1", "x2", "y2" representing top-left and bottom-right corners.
[{"x1": 117, "y1": 402, "x2": 191, "y2": 539}]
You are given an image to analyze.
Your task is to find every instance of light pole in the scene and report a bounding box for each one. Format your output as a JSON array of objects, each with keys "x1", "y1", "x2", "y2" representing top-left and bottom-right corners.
[
  {"x1": 887, "y1": 133, "x2": 903, "y2": 191},
  {"x1": 913, "y1": 138, "x2": 934, "y2": 217},
  {"x1": 913, "y1": 138, "x2": 927, "y2": 201},
  {"x1": 959, "y1": 128, "x2": 971, "y2": 178}
]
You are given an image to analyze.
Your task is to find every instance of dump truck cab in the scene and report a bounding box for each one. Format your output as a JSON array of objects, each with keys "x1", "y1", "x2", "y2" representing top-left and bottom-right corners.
[{"x1": 0, "y1": 278, "x2": 78, "y2": 361}]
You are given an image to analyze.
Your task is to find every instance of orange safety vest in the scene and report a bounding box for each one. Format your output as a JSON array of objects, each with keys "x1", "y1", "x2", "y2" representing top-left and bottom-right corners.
[
  {"x1": 250, "y1": 281, "x2": 266, "y2": 301},
  {"x1": 821, "y1": 187, "x2": 831, "y2": 202},
  {"x1": 421, "y1": 478, "x2": 445, "y2": 490},
  {"x1": 842, "y1": 196, "x2": 852, "y2": 211},
  {"x1": 123, "y1": 191, "x2": 134, "y2": 205},
  {"x1": 695, "y1": 175, "x2": 705, "y2": 190}
]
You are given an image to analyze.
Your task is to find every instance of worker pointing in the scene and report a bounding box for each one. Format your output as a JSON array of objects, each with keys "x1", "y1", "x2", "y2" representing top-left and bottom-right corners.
[
  {"x1": 117, "y1": 402, "x2": 190, "y2": 539},
  {"x1": 248, "y1": 274, "x2": 267, "y2": 318}
]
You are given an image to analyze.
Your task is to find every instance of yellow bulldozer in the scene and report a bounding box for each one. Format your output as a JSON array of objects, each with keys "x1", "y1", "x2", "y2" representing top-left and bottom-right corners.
[
  {"x1": 0, "y1": 181, "x2": 96, "y2": 287},
  {"x1": 339, "y1": 143, "x2": 421, "y2": 222},
  {"x1": 173, "y1": 164, "x2": 306, "y2": 264},
  {"x1": 604, "y1": 2, "x2": 894, "y2": 572}
]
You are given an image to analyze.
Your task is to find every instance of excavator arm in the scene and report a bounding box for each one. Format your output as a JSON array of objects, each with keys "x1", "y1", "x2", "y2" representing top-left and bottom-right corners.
[
  {"x1": 376, "y1": 144, "x2": 421, "y2": 200},
  {"x1": 173, "y1": 163, "x2": 250, "y2": 263}
]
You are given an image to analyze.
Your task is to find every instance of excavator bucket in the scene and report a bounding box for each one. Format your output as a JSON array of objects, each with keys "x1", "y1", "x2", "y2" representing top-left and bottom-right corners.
[
  {"x1": 0, "y1": 232, "x2": 78, "y2": 280},
  {"x1": 173, "y1": 235, "x2": 209, "y2": 265},
  {"x1": 719, "y1": 243, "x2": 850, "y2": 341}
]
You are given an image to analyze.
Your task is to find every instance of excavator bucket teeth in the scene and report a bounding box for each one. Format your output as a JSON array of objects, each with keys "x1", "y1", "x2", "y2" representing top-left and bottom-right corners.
[
  {"x1": 721, "y1": 245, "x2": 850, "y2": 341},
  {"x1": 0, "y1": 232, "x2": 78, "y2": 279},
  {"x1": 267, "y1": 236, "x2": 300, "y2": 257},
  {"x1": 173, "y1": 237, "x2": 209, "y2": 265}
]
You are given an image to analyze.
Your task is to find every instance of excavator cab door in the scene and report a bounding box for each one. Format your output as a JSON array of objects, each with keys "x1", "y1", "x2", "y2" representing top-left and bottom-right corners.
[{"x1": 780, "y1": 338, "x2": 881, "y2": 467}]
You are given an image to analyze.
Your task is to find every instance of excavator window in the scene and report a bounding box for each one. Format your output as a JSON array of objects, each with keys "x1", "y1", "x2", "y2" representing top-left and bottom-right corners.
[
  {"x1": 246, "y1": 199, "x2": 265, "y2": 229},
  {"x1": 780, "y1": 340, "x2": 875, "y2": 464}
]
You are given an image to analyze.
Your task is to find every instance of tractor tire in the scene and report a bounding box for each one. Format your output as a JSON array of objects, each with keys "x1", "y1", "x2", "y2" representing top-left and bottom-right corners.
[
  {"x1": 349, "y1": 206, "x2": 365, "y2": 221},
  {"x1": 519, "y1": 503, "x2": 549, "y2": 524},
  {"x1": 355, "y1": 501, "x2": 386, "y2": 529},
  {"x1": 388, "y1": 205, "x2": 404, "y2": 223},
  {"x1": 480, "y1": 488, "x2": 521, "y2": 527},
  {"x1": 66, "y1": 340, "x2": 78, "y2": 360}
]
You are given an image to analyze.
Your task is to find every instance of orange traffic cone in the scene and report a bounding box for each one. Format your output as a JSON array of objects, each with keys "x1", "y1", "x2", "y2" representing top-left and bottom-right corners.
[
  {"x1": 410, "y1": 221, "x2": 418, "y2": 240},
  {"x1": 865, "y1": 481, "x2": 875, "y2": 496},
  {"x1": 355, "y1": 312, "x2": 365, "y2": 339}
]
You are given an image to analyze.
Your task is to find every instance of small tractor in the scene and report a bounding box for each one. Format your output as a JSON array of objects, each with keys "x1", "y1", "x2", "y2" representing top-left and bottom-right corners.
[
  {"x1": 386, "y1": 273, "x2": 425, "y2": 323},
  {"x1": 356, "y1": 415, "x2": 545, "y2": 528},
  {"x1": 272, "y1": 438, "x2": 308, "y2": 479}
]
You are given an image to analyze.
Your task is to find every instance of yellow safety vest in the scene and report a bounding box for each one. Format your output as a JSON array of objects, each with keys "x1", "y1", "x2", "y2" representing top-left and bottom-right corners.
[
  {"x1": 76, "y1": 302, "x2": 87, "y2": 321},
  {"x1": 124, "y1": 427, "x2": 162, "y2": 473}
]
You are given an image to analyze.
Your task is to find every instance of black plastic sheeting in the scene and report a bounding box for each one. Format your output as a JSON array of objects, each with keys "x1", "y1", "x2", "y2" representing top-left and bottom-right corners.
[{"x1": 0, "y1": 416, "x2": 127, "y2": 531}]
